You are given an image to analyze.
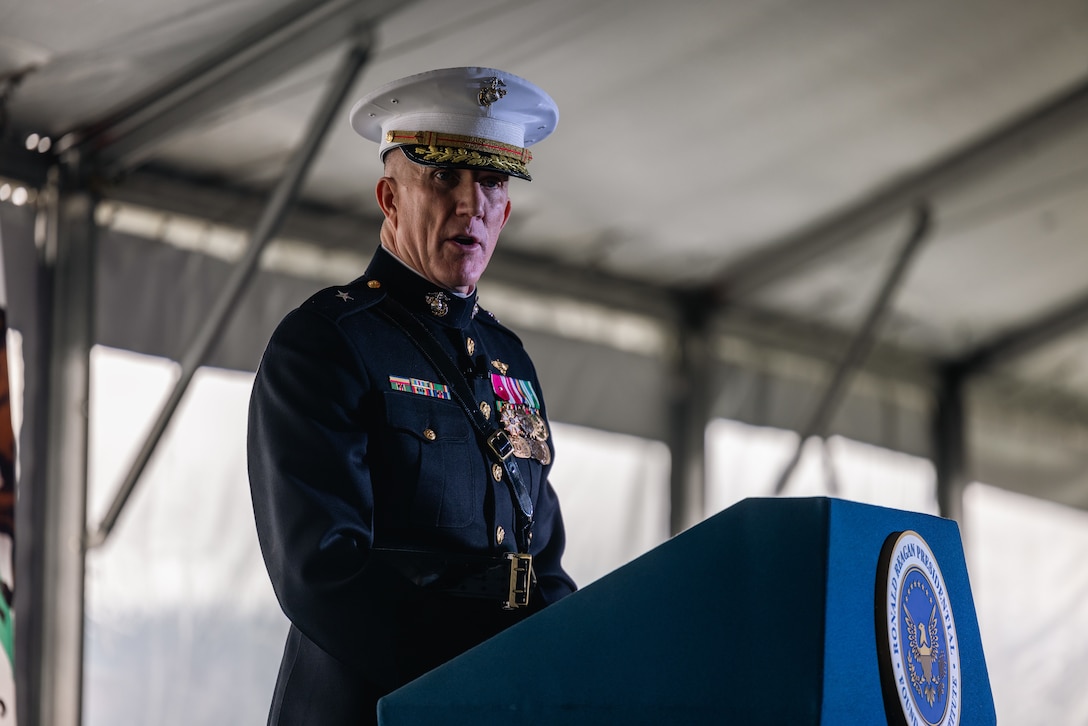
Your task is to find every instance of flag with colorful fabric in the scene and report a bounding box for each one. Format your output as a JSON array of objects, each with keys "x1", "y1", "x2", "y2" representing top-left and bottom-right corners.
[{"x1": 0, "y1": 232, "x2": 16, "y2": 723}]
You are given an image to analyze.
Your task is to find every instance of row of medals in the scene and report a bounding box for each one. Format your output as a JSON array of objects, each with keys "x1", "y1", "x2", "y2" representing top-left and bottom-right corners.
[{"x1": 498, "y1": 402, "x2": 551, "y2": 465}]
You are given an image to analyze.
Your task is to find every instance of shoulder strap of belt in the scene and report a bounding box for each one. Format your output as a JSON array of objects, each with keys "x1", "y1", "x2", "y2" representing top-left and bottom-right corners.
[{"x1": 376, "y1": 296, "x2": 535, "y2": 553}]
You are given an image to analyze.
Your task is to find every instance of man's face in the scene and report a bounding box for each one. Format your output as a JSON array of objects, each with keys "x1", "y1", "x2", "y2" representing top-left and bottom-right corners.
[{"x1": 376, "y1": 151, "x2": 512, "y2": 293}]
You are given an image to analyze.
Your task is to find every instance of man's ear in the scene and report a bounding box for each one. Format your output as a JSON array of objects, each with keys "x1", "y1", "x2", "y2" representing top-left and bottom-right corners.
[
  {"x1": 376, "y1": 176, "x2": 397, "y2": 221},
  {"x1": 500, "y1": 198, "x2": 512, "y2": 231}
]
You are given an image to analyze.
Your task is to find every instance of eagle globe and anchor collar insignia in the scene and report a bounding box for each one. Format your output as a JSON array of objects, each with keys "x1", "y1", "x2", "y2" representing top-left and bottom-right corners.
[
  {"x1": 425, "y1": 291, "x2": 450, "y2": 317},
  {"x1": 876, "y1": 530, "x2": 961, "y2": 726}
]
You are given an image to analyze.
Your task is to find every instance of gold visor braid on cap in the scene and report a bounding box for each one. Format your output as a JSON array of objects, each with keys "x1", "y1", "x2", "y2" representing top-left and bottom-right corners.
[
  {"x1": 387, "y1": 130, "x2": 533, "y2": 178},
  {"x1": 386, "y1": 130, "x2": 533, "y2": 164},
  {"x1": 411, "y1": 146, "x2": 529, "y2": 178}
]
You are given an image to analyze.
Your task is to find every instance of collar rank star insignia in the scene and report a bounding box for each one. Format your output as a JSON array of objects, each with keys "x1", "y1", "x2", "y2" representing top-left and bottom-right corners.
[
  {"x1": 425, "y1": 291, "x2": 449, "y2": 317},
  {"x1": 336, "y1": 290, "x2": 353, "y2": 302},
  {"x1": 876, "y1": 530, "x2": 961, "y2": 726}
]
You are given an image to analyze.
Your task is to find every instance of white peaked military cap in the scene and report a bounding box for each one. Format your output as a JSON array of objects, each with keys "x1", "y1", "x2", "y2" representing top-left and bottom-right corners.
[{"x1": 349, "y1": 66, "x2": 558, "y2": 181}]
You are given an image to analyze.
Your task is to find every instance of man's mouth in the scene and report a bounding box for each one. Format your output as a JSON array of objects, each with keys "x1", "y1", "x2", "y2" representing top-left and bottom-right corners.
[{"x1": 451, "y1": 235, "x2": 478, "y2": 247}]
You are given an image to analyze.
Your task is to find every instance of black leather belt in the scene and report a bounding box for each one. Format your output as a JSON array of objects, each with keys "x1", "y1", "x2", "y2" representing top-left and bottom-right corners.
[{"x1": 373, "y1": 548, "x2": 534, "y2": 610}]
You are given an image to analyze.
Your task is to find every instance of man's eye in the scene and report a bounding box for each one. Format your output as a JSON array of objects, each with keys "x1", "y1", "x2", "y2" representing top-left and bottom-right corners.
[{"x1": 480, "y1": 177, "x2": 505, "y2": 189}]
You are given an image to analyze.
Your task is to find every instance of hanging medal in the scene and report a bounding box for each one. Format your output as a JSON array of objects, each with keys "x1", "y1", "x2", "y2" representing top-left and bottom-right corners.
[
  {"x1": 527, "y1": 410, "x2": 551, "y2": 465},
  {"x1": 491, "y1": 373, "x2": 550, "y2": 464},
  {"x1": 499, "y1": 403, "x2": 533, "y2": 458}
]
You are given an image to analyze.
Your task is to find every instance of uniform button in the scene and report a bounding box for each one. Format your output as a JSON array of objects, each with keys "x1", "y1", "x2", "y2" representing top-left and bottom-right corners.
[
  {"x1": 367, "y1": 279, "x2": 381, "y2": 288},
  {"x1": 496, "y1": 526, "x2": 505, "y2": 545},
  {"x1": 466, "y1": 337, "x2": 476, "y2": 356},
  {"x1": 423, "y1": 428, "x2": 436, "y2": 441},
  {"x1": 479, "y1": 401, "x2": 491, "y2": 419},
  {"x1": 492, "y1": 464, "x2": 503, "y2": 481}
]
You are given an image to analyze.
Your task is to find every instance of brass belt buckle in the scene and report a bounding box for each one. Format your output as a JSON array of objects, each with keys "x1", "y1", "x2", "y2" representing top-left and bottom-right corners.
[{"x1": 502, "y1": 552, "x2": 533, "y2": 610}]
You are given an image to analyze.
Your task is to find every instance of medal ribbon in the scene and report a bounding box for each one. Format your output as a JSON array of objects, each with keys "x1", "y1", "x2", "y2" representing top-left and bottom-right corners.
[{"x1": 490, "y1": 373, "x2": 540, "y2": 409}]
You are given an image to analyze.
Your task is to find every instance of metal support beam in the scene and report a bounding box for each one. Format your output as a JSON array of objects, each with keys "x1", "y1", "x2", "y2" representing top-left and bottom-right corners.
[
  {"x1": 773, "y1": 205, "x2": 931, "y2": 494},
  {"x1": 956, "y1": 287, "x2": 1088, "y2": 376},
  {"x1": 61, "y1": 0, "x2": 406, "y2": 173},
  {"x1": 933, "y1": 364, "x2": 968, "y2": 523},
  {"x1": 667, "y1": 292, "x2": 714, "y2": 534},
  {"x1": 715, "y1": 74, "x2": 1088, "y2": 302},
  {"x1": 101, "y1": 167, "x2": 680, "y2": 324},
  {"x1": 86, "y1": 36, "x2": 374, "y2": 548},
  {"x1": 16, "y1": 161, "x2": 96, "y2": 726}
]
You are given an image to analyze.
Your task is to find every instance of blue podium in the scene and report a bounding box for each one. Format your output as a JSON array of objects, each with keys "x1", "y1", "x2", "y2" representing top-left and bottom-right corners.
[{"x1": 377, "y1": 497, "x2": 996, "y2": 725}]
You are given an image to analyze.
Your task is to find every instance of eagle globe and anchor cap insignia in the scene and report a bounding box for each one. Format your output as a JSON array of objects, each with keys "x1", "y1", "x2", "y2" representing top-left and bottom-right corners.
[
  {"x1": 478, "y1": 77, "x2": 507, "y2": 107},
  {"x1": 877, "y1": 530, "x2": 962, "y2": 726}
]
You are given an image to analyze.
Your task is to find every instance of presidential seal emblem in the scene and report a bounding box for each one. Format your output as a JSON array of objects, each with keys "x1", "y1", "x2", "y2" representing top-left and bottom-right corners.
[{"x1": 876, "y1": 530, "x2": 961, "y2": 726}]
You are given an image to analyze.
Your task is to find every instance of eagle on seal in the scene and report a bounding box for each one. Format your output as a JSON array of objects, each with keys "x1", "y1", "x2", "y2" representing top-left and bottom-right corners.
[{"x1": 905, "y1": 602, "x2": 942, "y2": 707}]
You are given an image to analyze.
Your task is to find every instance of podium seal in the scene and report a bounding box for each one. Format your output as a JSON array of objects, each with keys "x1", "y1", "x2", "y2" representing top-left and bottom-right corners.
[{"x1": 876, "y1": 530, "x2": 961, "y2": 726}]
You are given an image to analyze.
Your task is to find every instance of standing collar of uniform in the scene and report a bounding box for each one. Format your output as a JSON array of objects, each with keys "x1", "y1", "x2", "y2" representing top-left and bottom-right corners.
[{"x1": 363, "y1": 245, "x2": 479, "y2": 329}]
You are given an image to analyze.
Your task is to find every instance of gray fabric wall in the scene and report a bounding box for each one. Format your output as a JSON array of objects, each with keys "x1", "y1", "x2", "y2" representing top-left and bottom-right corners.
[{"x1": 3, "y1": 202, "x2": 1087, "y2": 511}]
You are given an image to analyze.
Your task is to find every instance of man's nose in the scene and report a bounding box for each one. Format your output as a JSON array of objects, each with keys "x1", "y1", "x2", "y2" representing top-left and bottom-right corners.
[{"x1": 455, "y1": 179, "x2": 485, "y2": 217}]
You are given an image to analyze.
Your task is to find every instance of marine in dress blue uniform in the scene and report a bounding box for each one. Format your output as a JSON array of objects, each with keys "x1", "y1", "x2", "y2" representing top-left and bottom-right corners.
[{"x1": 248, "y1": 67, "x2": 576, "y2": 725}]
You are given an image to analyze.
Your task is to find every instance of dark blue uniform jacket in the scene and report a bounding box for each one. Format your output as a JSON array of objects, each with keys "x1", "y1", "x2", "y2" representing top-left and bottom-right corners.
[{"x1": 248, "y1": 246, "x2": 576, "y2": 724}]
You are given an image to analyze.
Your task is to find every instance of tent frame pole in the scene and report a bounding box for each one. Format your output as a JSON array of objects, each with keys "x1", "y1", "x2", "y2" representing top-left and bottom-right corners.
[{"x1": 87, "y1": 35, "x2": 374, "y2": 548}]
